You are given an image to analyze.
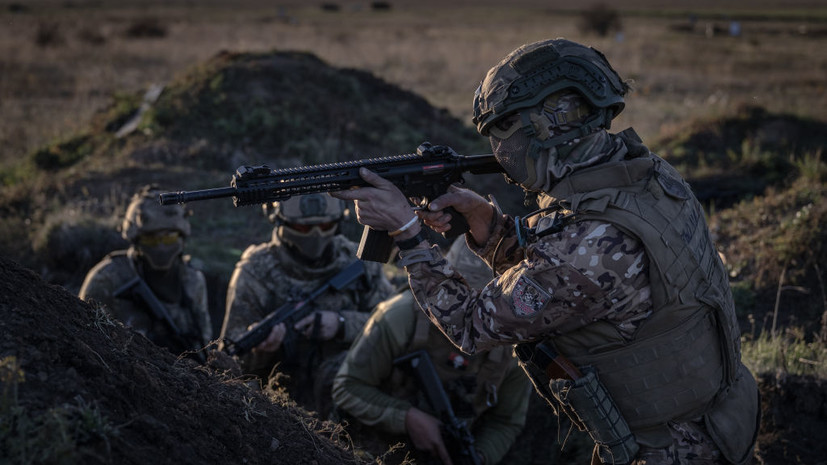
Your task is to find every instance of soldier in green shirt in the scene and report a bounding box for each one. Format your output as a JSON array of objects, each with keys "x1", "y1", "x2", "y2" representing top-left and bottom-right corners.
[{"x1": 333, "y1": 239, "x2": 530, "y2": 465}]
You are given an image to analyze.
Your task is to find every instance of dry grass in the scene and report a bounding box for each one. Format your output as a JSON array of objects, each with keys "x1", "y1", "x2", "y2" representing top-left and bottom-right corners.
[{"x1": 2, "y1": 1, "x2": 827, "y2": 168}]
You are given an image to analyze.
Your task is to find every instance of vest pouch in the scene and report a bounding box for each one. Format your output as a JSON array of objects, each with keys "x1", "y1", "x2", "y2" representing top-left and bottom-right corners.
[
  {"x1": 703, "y1": 364, "x2": 760, "y2": 465},
  {"x1": 549, "y1": 367, "x2": 639, "y2": 464}
]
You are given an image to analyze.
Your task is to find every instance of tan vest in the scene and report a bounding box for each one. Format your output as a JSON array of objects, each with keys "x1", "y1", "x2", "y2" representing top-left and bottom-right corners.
[{"x1": 536, "y1": 130, "x2": 759, "y2": 463}]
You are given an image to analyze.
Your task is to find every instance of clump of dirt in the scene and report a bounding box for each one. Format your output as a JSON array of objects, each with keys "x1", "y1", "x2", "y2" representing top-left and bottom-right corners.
[
  {"x1": 654, "y1": 104, "x2": 827, "y2": 207},
  {"x1": 0, "y1": 255, "x2": 367, "y2": 465}
]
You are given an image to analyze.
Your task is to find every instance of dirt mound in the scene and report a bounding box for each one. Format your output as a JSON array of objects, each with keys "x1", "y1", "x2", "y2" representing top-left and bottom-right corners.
[
  {"x1": 710, "y1": 176, "x2": 827, "y2": 338},
  {"x1": 654, "y1": 105, "x2": 827, "y2": 207},
  {"x1": 0, "y1": 255, "x2": 366, "y2": 465},
  {"x1": 0, "y1": 49, "x2": 525, "y2": 294},
  {"x1": 143, "y1": 50, "x2": 486, "y2": 170},
  {"x1": 2, "y1": 255, "x2": 826, "y2": 464}
]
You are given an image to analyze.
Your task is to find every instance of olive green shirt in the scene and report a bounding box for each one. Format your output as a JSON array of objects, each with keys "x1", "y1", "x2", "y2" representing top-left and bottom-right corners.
[{"x1": 333, "y1": 291, "x2": 530, "y2": 465}]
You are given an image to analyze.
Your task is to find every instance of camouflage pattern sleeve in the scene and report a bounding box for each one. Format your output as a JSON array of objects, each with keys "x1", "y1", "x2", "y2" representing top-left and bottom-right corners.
[
  {"x1": 183, "y1": 265, "x2": 212, "y2": 344},
  {"x1": 473, "y1": 359, "x2": 531, "y2": 465},
  {"x1": 468, "y1": 204, "x2": 525, "y2": 275},
  {"x1": 221, "y1": 244, "x2": 273, "y2": 341},
  {"x1": 332, "y1": 292, "x2": 417, "y2": 435},
  {"x1": 79, "y1": 255, "x2": 151, "y2": 337},
  {"x1": 407, "y1": 220, "x2": 652, "y2": 354},
  {"x1": 221, "y1": 243, "x2": 280, "y2": 374},
  {"x1": 79, "y1": 258, "x2": 122, "y2": 312}
]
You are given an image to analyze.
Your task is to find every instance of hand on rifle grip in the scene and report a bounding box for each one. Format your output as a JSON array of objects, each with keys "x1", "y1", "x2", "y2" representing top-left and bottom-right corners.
[
  {"x1": 255, "y1": 322, "x2": 286, "y2": 353},
  {"x1": 442, "y1": 206, "x2": 469, "y2": 239}
]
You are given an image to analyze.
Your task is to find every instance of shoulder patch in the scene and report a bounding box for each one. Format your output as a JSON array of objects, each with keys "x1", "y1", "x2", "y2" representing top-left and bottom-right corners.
[{"x1": 512, "y1": 275, "x2": 551, "y2": 318}]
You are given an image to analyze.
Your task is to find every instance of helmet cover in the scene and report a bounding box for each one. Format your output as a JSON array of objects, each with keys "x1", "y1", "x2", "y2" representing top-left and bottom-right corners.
[
  {"x1": 473, "y1": 38, "x2": 628, "y2": 137},
  {"x1": 122, "y1": 185, "x2": 191, "y2": 242},
  {"x1": 271, "y1": 193, "x2": 345, "y2": 261}
]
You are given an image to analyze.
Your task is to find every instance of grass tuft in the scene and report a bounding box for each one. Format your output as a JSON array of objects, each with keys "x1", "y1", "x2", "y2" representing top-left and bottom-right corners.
[
  {"x1": 742, "y1": 329, "x2": 827, "y2": 378},
  {"x1": 1, "y1": 357, "x2": 120, "y2": 463}
]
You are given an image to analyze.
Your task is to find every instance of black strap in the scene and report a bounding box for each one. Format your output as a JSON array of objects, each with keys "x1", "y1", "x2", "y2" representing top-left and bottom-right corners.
[{"x1": 395, "y1": 229, "x2": 429, "y2": 250}]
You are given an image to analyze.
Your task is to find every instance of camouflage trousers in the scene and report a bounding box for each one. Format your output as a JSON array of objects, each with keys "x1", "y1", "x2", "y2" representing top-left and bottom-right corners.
[{"x1": 620, "y1": 420, "x2": 732, "y2": 465}]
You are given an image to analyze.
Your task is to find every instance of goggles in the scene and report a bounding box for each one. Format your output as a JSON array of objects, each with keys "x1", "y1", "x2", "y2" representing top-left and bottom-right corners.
[
  {"x1": 137, "y1": 231, "x2": 182, "y2": 247},
  {"x1": 283, "y1": 221, "x2": 337, "y2": 234}
]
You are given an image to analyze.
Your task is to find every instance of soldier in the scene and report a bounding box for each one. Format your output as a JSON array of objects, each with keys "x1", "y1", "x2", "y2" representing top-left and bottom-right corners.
[
  {"x1": 332, "y1": 239, "x2": 531, "y2": 465},
  {"x1": 221, "y1": 193, "x2": 393, "y2": 416},
  {"x1": 333, "y1": 39, "x2": 760, "y2": 464},
  {"x1": 79, "y1": 185, "x2": 212, "y2": 359}
]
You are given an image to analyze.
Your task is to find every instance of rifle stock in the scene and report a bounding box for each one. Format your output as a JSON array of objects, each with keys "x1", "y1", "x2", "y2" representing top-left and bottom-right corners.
[
  {"x1": 159, "y1": 143, "x2": 504, "y2": 263},
  {"x1": 223, "y1": 260, "x2": 366, "y2": 356}
]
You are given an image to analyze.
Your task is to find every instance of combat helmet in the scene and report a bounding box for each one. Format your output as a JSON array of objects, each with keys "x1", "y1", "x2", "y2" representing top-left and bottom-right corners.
[
  {"x1": 473, "y1": 38, "x2": 628, "y2": 137},
  {"x1": 122, "y1": 185, "x2": 191, "y2": 242},
  {"x1": 265, "y1": 193, "x2": 346, "y2": 262},
  {"x1": 473, "y1": 39, "x2": 629, "y2": 189}
]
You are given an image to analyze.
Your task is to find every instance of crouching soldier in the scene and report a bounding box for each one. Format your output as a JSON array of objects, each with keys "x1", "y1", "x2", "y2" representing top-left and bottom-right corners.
[
  {"x1": 80, "y1": 185, "x2": 212, "y2": 360},
  {"x1": 221, "y1": 193, "x2": 393, "y2": 417},
  {"x1": 333, "y1": 239, "x2": 531, "y2": 465}
]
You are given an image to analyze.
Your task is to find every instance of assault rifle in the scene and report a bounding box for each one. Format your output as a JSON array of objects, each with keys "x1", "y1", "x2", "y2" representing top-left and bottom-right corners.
[
  {"x1": 395, "y1": 349, "x2": 482, "y2": 465},
  {"x1": 113, "y1": 275, "x2": 205, "y2": 362},
  {"x1": 159, "y1": 143, "x2": 504, "y2": 263},
  {"x1": 223, "y1": 259, "x2": 365, "y2": 356}
]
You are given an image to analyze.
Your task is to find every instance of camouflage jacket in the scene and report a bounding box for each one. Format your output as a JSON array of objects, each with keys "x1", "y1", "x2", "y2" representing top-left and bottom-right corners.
[
  {"x1": 79, "y1": 248, "x2": 212, "y2": 355},
  {"x1": 404, "y1": 130, "x2": 740, "y2": 464},
  {"x1": 221, "y1": 232, "x2": 393, "y2": 380},
  {"x1": 332, "y1": 290, "x2": 530, "y2": 465}
]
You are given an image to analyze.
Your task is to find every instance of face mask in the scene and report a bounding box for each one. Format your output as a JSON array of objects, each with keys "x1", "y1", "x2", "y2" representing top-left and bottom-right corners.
[{"x1": 277, "y1": 221, "x2": 338, "y2": 261}]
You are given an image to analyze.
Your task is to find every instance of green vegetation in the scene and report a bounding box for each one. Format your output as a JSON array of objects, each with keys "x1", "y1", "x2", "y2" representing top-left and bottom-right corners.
[
  {"x1": 742, "y1": 330, "x2": 827, "y2": 378},
  {"x1": 142, "y1": 51, "x2": 484, "y2": 170},
  {"x1": 1, "y1": 356, "x2": 120, "y2": 464}
]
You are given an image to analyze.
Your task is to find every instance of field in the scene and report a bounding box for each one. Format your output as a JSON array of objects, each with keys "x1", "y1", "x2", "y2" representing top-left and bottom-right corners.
[
  {"x1": 3, "y1": 0, "x2": 827, "y2": 167},
  {"x1": 2, "y1": 1, "x2": 827, "y2": 464}
]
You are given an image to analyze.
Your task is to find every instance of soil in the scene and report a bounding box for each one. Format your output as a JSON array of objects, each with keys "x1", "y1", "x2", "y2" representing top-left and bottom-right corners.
[
  {"x1": 0, "y1": 255, "x2": 366, "y2": 465},
  {"x1": 3, "y1": 256, "x2": 827, "y2": 464}
]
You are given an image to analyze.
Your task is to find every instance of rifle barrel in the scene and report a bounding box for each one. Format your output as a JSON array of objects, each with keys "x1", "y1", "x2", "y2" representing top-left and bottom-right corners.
[{"x1": 159, "y1": 186, "x2": 237, "y2": 205}]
